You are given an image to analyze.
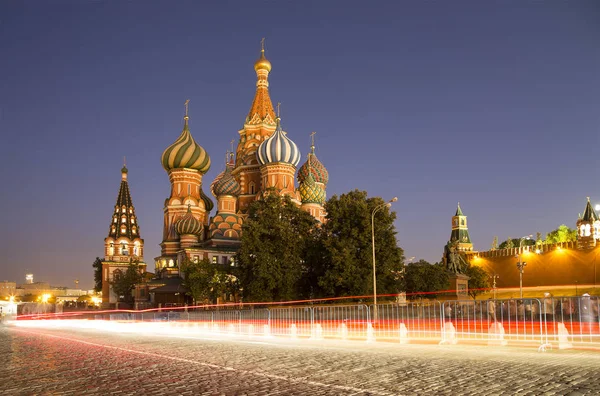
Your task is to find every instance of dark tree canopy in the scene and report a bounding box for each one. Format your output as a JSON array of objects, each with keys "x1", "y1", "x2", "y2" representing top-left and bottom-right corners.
[
  {"x1": 237, "y1": 192, "x2": 318, "y2": 302},
  {"x1": 465, "y1": 264, "x2": 489, "y2": 300},
  {"x1": 315, "y1": 190, "x2": 405, "y2": 299},
  {"x1": 109, "y1": 261, "x2": 143, "y2": 304},
  {"x1": 404, "y1": 260, "x2": 449, "y2": 299},
  {"x1": 92, "y1": 257, "x2": 103, "y2": 293}
]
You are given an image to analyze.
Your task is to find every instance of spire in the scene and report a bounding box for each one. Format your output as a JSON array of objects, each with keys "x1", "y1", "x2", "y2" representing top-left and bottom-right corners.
[
  {"x1": 247, "y1": 39, "x2": 276, "y2": 124},
  {"x1": 455, "y1": 202, "x2": 464, "y2": 216},
  {"x1": 183, "y1": 99, "x2": 190, "y2": 129},
  {"x1": 582, "y1": 197, "x2": 599, "y2": 222},
  {"x1": 109, "y1": 165, "x2": 140, "y2": 240}
]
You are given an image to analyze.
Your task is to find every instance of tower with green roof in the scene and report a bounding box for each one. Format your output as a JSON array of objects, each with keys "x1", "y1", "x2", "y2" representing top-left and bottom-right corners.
[
  {"x1": 576, "y1": 197, "x2": 599, "y2": 250},
  {"x1": 450, "y1": 202, "x2": 473, "y2": 252}
]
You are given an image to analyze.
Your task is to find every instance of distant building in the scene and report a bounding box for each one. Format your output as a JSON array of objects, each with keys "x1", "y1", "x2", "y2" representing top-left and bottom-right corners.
[{"x1": 0, "y1": 281, "x2": 16, "y2": 298}]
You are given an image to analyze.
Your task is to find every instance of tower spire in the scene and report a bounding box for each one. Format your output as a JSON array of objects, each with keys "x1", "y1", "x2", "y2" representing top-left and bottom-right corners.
[
  {"x1": 248, "y1": 39, "x2": 275, "y2": 124},
  {"x1": 184, "y1": 99, "x2": 190, "y2": 128}
]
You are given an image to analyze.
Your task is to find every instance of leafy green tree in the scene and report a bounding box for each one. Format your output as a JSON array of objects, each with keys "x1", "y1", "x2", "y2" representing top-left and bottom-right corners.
[
  {"x1": 92, "y1": 257, "x2": 103, "y2": 293},
  {"x1": 499, "y1": 237, "x2": 534, "y2": 249},
  {"x1": 110, "y1": 261, "x2": 143, "y2": 304},
  {"x1": 237, "y1": 192, "x2": 318, "y2": 302},
  {"x1": 181, "y1": 258, "x2": 216, "y2": 304},
  {"x1": 465, "y1": 264, "x2": 489, "y2": 300},
  {"x1": 545, "y1": 225, "x2": 577, "y2": 244},
  {"x1": 404, "y1": 260, "x2": 449, "y2": 299},
  {"x1": 315, "y1": 190, "x2": 405, "y2": 299}
]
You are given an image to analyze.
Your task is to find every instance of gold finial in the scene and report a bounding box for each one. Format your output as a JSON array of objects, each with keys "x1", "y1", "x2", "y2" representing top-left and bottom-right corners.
[
  {"x1": 187, "y1": 203, "x2": 192, "y2": 212},
  {"x1": 276, "y1": 102, "x2": 281, "y2": 118},
  {"x1": 310, "y1": 131, "x2": 316, "y2": 154},
  {"x1": 587, "y1": 196, "x2": 590, "y2": 201},
  {"x1": 230, "y1": 139, "x2": 235, "y2": 153},
  {"x1": 261, "y1": 37, "x2": 265, "y2": 52},
  {"x1": 184, "y1": 99, "x2": 190, "y2": 117},
  {"x1": 123, "y1": 156, "x2": 126, "y2": 167}
]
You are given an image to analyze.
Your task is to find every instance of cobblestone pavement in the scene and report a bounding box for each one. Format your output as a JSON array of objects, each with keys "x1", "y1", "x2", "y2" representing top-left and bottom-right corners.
[{"x1": 2, "y1": 324, "x2": 600, "y2": 395}]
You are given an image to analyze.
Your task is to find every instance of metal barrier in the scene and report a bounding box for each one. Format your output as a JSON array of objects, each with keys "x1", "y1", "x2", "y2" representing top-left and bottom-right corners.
[
  {"x1": 16, "y1": 296, "x2": 600, "y2": 350},
  {"x1": 441, "y1": 299, "x2": 551, "y2": 349},
  {"x1": 372, "y1": 301, "x2": 443, "y2": 342}
]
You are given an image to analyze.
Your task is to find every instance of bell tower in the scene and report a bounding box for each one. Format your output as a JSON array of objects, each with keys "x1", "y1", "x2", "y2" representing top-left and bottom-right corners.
[{"x1": 450, "y1": 202, "x2": 473, "y2": 252}]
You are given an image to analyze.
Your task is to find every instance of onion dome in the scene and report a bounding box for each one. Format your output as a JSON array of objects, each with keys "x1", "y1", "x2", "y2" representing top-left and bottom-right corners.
[
  {"x1": 161, "y1": 112, "x2": 211, "y2": 174},
  {"x1": 214, "y1": 165, "x2": 241, "y2": 197},
  {"x1": 200, "y1": 188, "x2": 214, "y2": 212},
  {"x1": 175, "y1": 205, "x2": 203, "y2": 236},
  {"x1": 298, "y1": 146, "x2": 328, "y2": 185},
  {"x1": 257, "y1": 118, "x2": 301, "y2": 167},
  {"x1": 298, "y1": 173, "x2": 326, "y2": 205},
  {"x1": 210, "y1": 169, "x2": 226, "y2": 197},
  {"x1": 254, "y1": 48, "x2": 272, "y2": 73}
]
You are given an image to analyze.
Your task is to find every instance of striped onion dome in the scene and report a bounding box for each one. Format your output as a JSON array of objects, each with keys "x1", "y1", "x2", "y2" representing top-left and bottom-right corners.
[
  {"x1": 175, "y1": 206, "x2": 203, "y2": 236},
  {"x1": 298, "y1": 149, "x2": 328, "y2": 185},
  {"x1": 257, "y1": 118, "x2": 301, "y2": 167},
  {"x1": 161, "y1": 116, "x2": 211, "y2": 174},
  {"x1": 210, "y1": 169, "x2": 226, "y2": 197},
  {"x1": 200, "y1": 188, "x2": 214, "y2": 212},
  {"x1": 298, "y1": 173, "x2": 325, "y2": 204},
  {"x1": 214, "y1": 165, "x2": 241, "y2": 197}
]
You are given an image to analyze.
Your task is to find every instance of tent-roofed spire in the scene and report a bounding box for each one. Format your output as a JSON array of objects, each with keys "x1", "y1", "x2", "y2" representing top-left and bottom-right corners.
[
  {"x1": 455, "y1": 202, "x2": 464, "y2": 216},
  {"x1": 582, "y1": 197, "x2": 599, "y2": 222},
  {"x1": 247, "y1": 39, "x2": 276, "y2": 125}
]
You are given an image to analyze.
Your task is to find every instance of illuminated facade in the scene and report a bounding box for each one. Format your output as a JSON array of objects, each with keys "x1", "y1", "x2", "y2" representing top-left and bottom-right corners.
[
  {"x1": 101, "y1": 165, "x2": 146, "y2": 306},
  {"x1": 154, "y1": 45, "x2": 328, "y2": 277},
  {"x1": 450, "y1": 203, "x2": 473, "y2": 252},
  {"x1": 576, "y1": 197, "x2": 600, "y2": 250}
]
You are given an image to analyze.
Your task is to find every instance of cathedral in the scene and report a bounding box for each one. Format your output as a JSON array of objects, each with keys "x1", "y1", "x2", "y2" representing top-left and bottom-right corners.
[{"x1": 101, "y1": 44, "x2": 329, "y2": 307}]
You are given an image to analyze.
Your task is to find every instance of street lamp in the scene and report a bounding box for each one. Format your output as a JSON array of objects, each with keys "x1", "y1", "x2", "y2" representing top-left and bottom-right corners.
[
  {"x1": 516, "y1": 235, "x2": 532, "y2": 298},
  {"x1": 490, "y1": 274, "x2": 499, "y2": 300},
  {"x1": 371, "y1": 196, "x2": 397, "y2": 321}
]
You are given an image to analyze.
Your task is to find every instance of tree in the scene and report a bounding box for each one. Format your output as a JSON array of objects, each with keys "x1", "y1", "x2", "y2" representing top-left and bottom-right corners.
[
  {"x1": 181, "y1": 258, "x2": 216, "y2": 304},
  {"x1": 404, "y1": 260, "x2": 449, "y2": 299},
  {"x1": 181, "y1": 258, "x2": 242, "y2": 304},
  {"x1": 92, "y1": 257, "x2": 103, "y2": 293},
  {"x1": 315, "y1": 190, "x2": 405, "y2": 299},
  {"x1": 545, "y1": 225, "x2": 577, "y2": 244},
  {"x1": 237, "y1": 192, "x2": 318, "y2": 302},
  {"x1": 464, "y1": 264, "x2": 489, "y2": 300},
  {"x1": 499, "y1": 237, "x2": 534, "y2": 249},
  {"x1": 110, "y1": 261, "x2": 142, "y2": 304},
  {"x1": 491, "y1": 236, "x2": 498, "y2": 250}
]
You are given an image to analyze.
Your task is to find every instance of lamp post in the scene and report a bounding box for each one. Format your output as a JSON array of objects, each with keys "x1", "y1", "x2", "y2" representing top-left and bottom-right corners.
[
  {"x1": 516, "y1": 235, "x2": 532, "y2": 298},
  {"x1": 491, "y1": 274, "x2": 499, "y2": 300},
  {"x1": 371, "y1": 196, "x2": 397, "y2": 321}
]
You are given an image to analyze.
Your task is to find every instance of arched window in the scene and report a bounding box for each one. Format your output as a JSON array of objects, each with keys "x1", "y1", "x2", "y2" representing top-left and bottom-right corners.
[
  {"x1": 581, "y1": 225, "x2": 586, "y2": 237},
  {"x1": 249, "y1": 182, "x2": 255, "y2": 195},
  {"x1": 585, "y1": 224, "x2": 591, "y2": 237},
  {"x1": 121, "y1": 243, "x2": 128, "y2": 255},
  {"x1": 133, "y1": 242, "x2": 140, "y2": 256},
  {"x1": 108, "y1": 243, "x2": 114, "y2": 256},
  {"x1": 131, "y1": 218, "x2": 135, "y2": 224},
  {"x1": 121, "y1": 216, "x2": 126, "y2": 223}
]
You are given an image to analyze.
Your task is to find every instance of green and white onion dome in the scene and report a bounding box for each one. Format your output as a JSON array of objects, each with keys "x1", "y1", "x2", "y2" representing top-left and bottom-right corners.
[
  {"x1": 257, "y1": 118, "x2": 301, "y2": 167},
  {"x1": 210, "y1": 169, "x2": 226, "y2": 197},
  {"x1": 161, "y1": 117, "x2": 211, "y2": 173},
  {"x1": 298, "y1": 152, "x2": 328, "y2": 185},
  {"x1": 213, "y1": 166, "x2": 241, "y2": 197},
  {"x1": 175, "y1": 206, "x2": 203, "y2": 236},
  {"x1": 298, "y1": 173, "x2": 325, "y2": 204}
]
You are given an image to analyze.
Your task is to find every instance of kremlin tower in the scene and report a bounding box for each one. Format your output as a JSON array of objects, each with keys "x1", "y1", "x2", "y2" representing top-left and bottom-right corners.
[{"x1": 101, "y1": 164, "x2": 146, "y2": 307}]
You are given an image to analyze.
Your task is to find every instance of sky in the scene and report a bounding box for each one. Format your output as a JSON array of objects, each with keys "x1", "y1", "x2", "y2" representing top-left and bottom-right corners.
[{"x1": 1, "y1": 1, "x2": 599, "y2": 289}]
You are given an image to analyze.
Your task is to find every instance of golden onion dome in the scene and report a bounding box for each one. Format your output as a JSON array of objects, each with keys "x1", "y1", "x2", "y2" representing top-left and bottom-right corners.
[{"x1": 254, "y1": 49, "x2": 272, "y2": 73}]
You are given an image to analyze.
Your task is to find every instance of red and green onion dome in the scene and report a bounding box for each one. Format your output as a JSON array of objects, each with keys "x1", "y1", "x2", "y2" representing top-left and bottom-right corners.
[
  {"x1": 210, "y1": 169, "x2": 226, "y2": 197},
  {"x1": 161, "y1": 117, "x2": 211, "y2": 174},
  {"x1": 298, "y1": 152, "x2": 328, "y2": 185},
  {"x1": 298, "y1": 173, "x2": 325, "y2": 205},
  {"x1": 213, "y1": 166, "x2": 241, "y2": 197},
  {"x1": 175, "y1": 206, "x2": 203, "y2": 236},
  {"x1": 257, "y1": 118, "x2": 301, "y2": 167}
]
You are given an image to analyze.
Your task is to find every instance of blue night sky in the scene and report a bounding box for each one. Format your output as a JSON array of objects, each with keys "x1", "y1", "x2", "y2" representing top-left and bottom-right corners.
[{"x1": 1, "y1": 1, "x2": 599, "y2": 289}]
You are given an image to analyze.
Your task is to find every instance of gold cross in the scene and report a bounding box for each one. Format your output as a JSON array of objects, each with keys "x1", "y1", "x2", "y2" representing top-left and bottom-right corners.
[
  {"x1": 184, "y1": 99, "x2": 190, "y2": 116},
  {"x1": 276, "y1": 102, "x2": 281, "y2": 118},
  {"x1": 261, "y1": 37, "x2": 265, "y2": 51},
  {"x1": 310, "y1": 131, "x2": 316, "y2": 147}
]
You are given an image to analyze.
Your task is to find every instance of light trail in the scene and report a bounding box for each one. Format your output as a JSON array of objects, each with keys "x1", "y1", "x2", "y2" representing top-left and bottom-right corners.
[{"x1": 11, "y1": 327, "x2": 397, "y2": 396}]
